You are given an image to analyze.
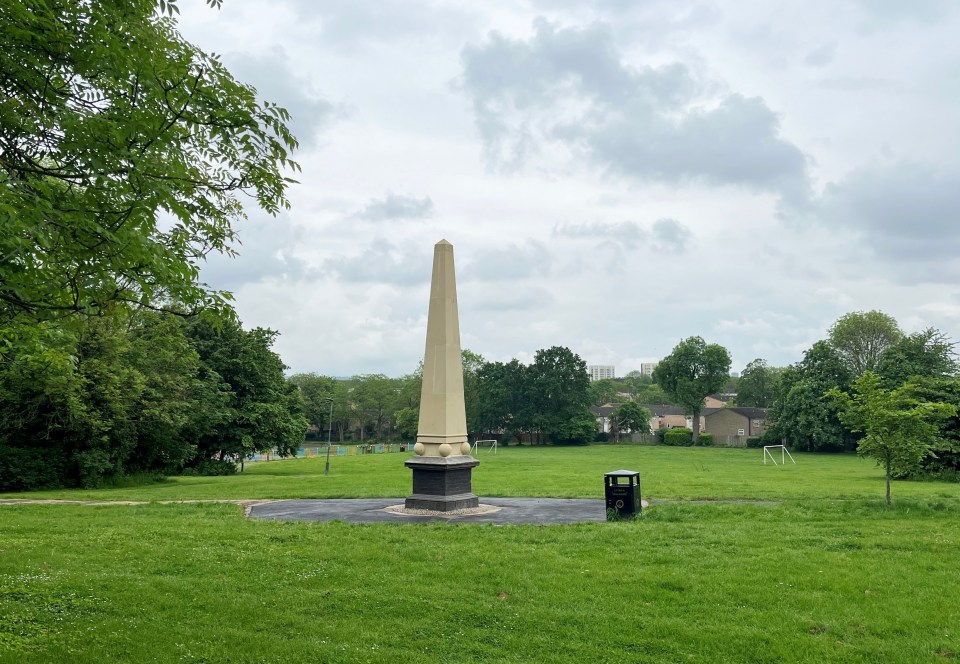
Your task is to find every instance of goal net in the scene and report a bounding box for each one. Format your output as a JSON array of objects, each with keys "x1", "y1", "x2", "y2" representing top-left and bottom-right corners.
[
  {"x1": 763, "y1": 444, "x2": 796, "y2": 465},
  {"x1": 471, "y1": 439, "x2": 498, "y2": 454}
]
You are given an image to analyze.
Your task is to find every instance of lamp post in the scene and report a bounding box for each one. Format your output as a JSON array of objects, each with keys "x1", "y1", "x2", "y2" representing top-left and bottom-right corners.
[{"x1": 322, "y1": 397, "x2": 334, "y2": 476}]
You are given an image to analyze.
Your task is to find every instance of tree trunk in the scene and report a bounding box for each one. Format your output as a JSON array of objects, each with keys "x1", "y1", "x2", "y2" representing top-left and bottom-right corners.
[
  {"x1": 885, "y1": 458, "x2": 892, "y2": 506},
  {"x1": 691, "y1": 408, "x2": 701, "y2": 445}
]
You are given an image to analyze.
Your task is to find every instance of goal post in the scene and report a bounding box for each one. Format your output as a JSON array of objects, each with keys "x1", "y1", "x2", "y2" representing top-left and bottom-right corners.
[
  {"x1": 763, "y1": 444, "x2": 796, "y2": 465},
  {"x1": 471, "y1": 439, "x2": 498, "y2": 454}
]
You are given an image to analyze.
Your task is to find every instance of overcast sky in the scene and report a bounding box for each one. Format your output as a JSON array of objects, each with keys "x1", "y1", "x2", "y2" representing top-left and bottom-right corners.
[{"x1": 176, "y1": 0, "x2": 960, "y2": 377}]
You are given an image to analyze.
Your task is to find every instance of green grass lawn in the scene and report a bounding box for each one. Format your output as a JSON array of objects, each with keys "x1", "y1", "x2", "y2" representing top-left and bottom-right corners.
[
  {"x1": 2, "y1": 446, "x2": 959, "y2": 663},
  {"x1": 3, "y1": 445, "x2": 958, "y2": 502}
]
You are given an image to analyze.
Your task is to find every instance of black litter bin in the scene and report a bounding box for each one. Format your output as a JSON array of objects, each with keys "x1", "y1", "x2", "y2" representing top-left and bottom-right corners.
[{"x1": 604, "y1": 469, "x2": 641, "y2": 519}]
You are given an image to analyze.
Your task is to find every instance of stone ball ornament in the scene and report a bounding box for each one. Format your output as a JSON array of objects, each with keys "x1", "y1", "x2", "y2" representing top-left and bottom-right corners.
[
  {"x1": 438, "y1": 443, "x2": 452, "y2": 457},
  {"x1": 414, "y1": 442, "x2": 425, "y2": 456},
  {"x1": 460, "y1": 442, "x2": 472, "y2": 455}
]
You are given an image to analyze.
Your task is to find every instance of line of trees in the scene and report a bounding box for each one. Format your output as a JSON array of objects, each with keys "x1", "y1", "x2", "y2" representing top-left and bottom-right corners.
[
  {"x1": 640, "y1": 313, "x2": 959, "y2": 492},
  {"x1": 476, "y1": 346, "x2": 595, "y2": 444},
  {"x1": 291, "y1": 346, "x2": 600, "y2": 447},
  {"x1": 759, "y1": 311, "x2": 959, "y2": 491},
  {"x1": 586, "y1": 374, "x2": 674, "y2": 409},
  {"x1": 287, "y1": 371, "x2": 422, "y2": 444},
  {"x1": 0, "y1": 309, "x2": 307, "y2": 491}
]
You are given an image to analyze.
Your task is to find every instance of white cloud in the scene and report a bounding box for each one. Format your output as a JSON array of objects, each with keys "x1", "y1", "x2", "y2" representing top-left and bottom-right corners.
[
  {"x1": 354, "y1": 193, "x2": 436, "y2": 221},
  {"x1": 811, "y1": 162, "x2": 960, "y2": 268},
  {"x1": 714, "y1": 318, "x2": 777, "y2": 335},
  {"x1": 459, "y1": 19, "x2": 809, "y2": 198},
  {"x1": 553, "y1": 217, "x2": 692, "y2": 254},
  {"x1": 918, "y1": 302, "x2": 960, "y2": 319}
]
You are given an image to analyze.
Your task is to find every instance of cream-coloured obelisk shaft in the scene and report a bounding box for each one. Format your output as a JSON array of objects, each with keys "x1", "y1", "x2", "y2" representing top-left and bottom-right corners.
[{"x1": 413, "y1": 240, "x2": 472, "y2": 458}]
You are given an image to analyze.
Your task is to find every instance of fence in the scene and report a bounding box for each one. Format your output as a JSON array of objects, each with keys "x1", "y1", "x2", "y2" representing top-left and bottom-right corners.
[
  {"x1": 247, "y1": 443, "x2": 412, "y2": 462},
  {"x1": 607, "y1": 433, "x2": 750, "y2": 447}
]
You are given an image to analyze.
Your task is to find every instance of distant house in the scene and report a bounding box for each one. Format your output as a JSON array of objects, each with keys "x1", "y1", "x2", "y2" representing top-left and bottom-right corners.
[
  {"x1": 591, "y1": 403, "x2": 770, "y2": 445},
  {"x1": 703, "y1": 395, "x2": 726, "y2": 409},
  {"x1": 644, "y1": 404, "x2": 703, "y2": 431},
  {"x1": 703, "y1": 407, "x2": 769, "y2": 439},
  {"x1": 590, "y1": 403, "x2": 704, "y2": 433},
  {"x1": 591, "y1": 404, "x2": 620, "y2": 433}
]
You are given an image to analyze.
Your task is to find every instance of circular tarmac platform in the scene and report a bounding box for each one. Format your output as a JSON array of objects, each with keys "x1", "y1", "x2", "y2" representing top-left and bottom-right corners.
[{"x1": 248, "y1": 497, "x2": 649, "y2": 525}]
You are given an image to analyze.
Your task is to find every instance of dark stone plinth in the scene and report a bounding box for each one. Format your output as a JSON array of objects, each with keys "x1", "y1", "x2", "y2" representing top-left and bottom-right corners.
[{"x1": 405, "y1": 455, "x2": 479, "y2": 512}]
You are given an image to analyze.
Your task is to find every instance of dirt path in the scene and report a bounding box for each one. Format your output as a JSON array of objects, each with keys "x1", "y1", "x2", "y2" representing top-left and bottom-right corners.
[{"x1": 0, "y1": 498, "x2": 277, "y2": 517}]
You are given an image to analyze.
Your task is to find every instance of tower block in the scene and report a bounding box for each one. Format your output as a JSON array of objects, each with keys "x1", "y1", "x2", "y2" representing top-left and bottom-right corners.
[{"x1": 404, "y1": 240, "x2": 479, "y2": 511}]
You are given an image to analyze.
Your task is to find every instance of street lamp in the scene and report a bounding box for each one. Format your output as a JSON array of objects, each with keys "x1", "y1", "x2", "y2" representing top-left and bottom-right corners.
[{"x1": 322, "y1": 397, "x2": 334, "y2": 476}]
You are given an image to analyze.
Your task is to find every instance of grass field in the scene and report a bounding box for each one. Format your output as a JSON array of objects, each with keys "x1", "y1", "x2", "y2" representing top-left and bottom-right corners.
[
  {"x1": 4, "y1": 445, "x2": 959, "y2": 502},
  {"x1": 2, "y1": 446, "x2": 959, "y2": 663}
]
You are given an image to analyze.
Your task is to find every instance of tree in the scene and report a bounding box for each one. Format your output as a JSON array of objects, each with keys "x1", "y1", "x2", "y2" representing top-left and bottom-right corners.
[
  {"x1": 125, "y1": 310, "x2": 207, "y2": 473},
  {"x1": 612, "y1": 402, "x2": 651, "y2": 443},
  {"x1": 769, "y1": 341, "x2": 854, "y2": 452},
  {"x1": 475, "y1": 359, "x2": 531, "y2": 443},
  {"x1": 908, "y1": 377, "x2": 960, "y2": 478},
  {"x1": 287, "y1": 373, "x2": 338, "y2": 437},
  {"x1": 633, "y1": 382, "x2": 673, "y2": 406},
  {"x1": 621, "y1": 372, "x2": 652, "y2": 393},
  {"x1": 829, "y1": 372, "x2": 955, "y2": 505},
  {"x1": 588, "y1": 379, "x2": 620, "y2": 407},
  {"x1": 461, "y1": 349, "x2": 485, "y2": 436},
  {"x1": 653, "y1": 337, "x2": 731, "y2": 443},
  {"x1": 184, "y1": 318, "x2": 307, "y2": 465},
  {"x1": 393, "y1": 407, "x2": 419, "y2": 440},
  {"x1": 737, "y1": 359, "x2": 781, "y2": 408},
  {"x1": 0, "y1": 0, "x2": 298, "y2": 330},
  {"x1": 552, "y1": 409, "x2": 598, "y2": 445},
  {"x1": 475, "y1": 361, "x2": 507, "y2": 436},
  {"x1": 352, "y1": 374, "x2": 399, "y2": 441},
  {"x1": 397, "y1": 367, "x2": 423, "y2": 410},
  {"x1": 827, "y1": 311, "x2": 902, "y2": 377},
  {"x1": 392, "y1": 368, "x2": 423, "y2": 441},
  {"x1": 877, "y1": 328, "x2": 958, "y2": 387},
  {"x1": 529, "y1": 346, "x2": 591, "y2": 444},
  {"x1": 0, "y1": 307, "x2": 208, "y2": 489},
  {"x1": 327, "y1": 380, "x2": 352, "y2": 443},
  {"x1": 0, "y1": 303, "x2": 306, "y2": 488}
]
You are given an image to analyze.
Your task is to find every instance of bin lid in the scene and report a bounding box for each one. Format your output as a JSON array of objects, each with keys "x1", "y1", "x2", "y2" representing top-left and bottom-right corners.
[{"x1": 604, "y1": 469, "x2": 640, "y2": 477}]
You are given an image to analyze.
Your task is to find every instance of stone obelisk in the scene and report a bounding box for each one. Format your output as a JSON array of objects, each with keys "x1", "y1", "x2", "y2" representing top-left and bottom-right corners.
[{"x1": 404, "y1": 240, "x2": 480, "y2": 512}]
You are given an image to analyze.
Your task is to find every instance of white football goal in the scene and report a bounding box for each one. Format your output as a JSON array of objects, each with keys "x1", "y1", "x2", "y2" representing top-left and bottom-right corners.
[
  {"x1": 763, "y1": 444, "x2": 796, "y2": 465},
  {"x1": 471, "y1": 439, "x2": 498, "y2": 454}
]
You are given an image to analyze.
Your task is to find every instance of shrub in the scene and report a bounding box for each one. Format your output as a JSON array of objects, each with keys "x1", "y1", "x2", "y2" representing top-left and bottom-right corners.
[
  {"x1": 746, "y1": 437, "x2": 765, "y2": 449},
  {"x1": 663, "y1": 427, "x2": 693, "y2": 446},
  {"x1": 551, "y1": 410, "x2": 599, "y2": 446},
  {"x1": 181, "y1": 459, "x2": 238, "y2": 476},
  {"x1": 653, "y1": 428, "x2": 667, "y2": 445},
  {"x1": 760, "y1": 428, "x2": 783, "y2": 446},
  {"x1": 697, "y1": 432, "x2": 713, "y2": 446},
  {"x1": 0, "y1": 445, "x2": 67, "y2": 491}
]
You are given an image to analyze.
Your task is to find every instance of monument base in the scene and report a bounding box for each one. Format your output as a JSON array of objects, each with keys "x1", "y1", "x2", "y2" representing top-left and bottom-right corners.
[{"x1": 405, "y1": 455, "x2": 480, "y2": 512}]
